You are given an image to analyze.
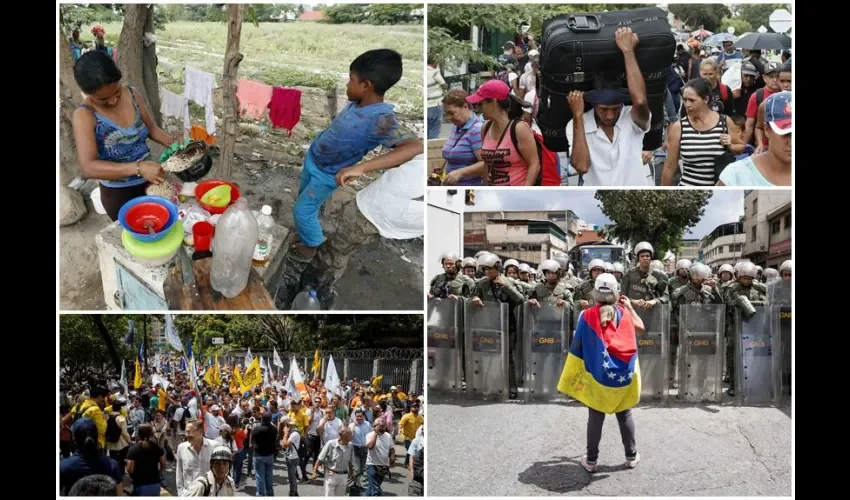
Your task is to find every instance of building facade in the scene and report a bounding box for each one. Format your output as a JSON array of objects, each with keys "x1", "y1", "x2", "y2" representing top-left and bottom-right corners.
[
  {"x1": 742, "y1": 191, "x2": 792, "y2": 268},
  {"x1": 766, "y1": 201, "x2": 791, "y2": 268},
  {"x1": 464, "y1": 210, "x2": 579, "y2": 259},
  {"x1": 483, "y1": 219, "x2": 569, "y2": 264},
  {"x1": 701, "y1": 222, "x2": 745, "y2": 272}
]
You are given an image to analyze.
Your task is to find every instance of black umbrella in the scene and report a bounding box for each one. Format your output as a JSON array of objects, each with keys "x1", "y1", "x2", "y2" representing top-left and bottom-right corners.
[{"x1": 734, "y1": 32, "x2": 792, "y2": 51}]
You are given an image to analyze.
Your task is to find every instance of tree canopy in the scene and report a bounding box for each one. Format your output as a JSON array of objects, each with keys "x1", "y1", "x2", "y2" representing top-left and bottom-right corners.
[
  {"x1": 59, "y1": 314, "x2": 423, "y2": 367},
  {"x1": 595, "y1": 190, "x2": 712, "y2": 257},
  {"x1": 668, "y1": 4, "x2": 731, "y2": 32},
  {"x1": 323, "y1": 4, "x2": 421, "y2": 25},
  {"x1": 736, "y1": 4, "x2": 789, "y2": 32}
]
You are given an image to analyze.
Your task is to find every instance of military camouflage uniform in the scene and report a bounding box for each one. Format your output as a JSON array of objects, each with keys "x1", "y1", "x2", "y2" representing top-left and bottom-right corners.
[
  {"x1": 472, "y1": 276, "x2": 525, "y2": 393},
  {"x1": 724, "y1": 281, "x2": 769, "y2": 392},
  {"x1": 668, "y1": 275, "x2": 689, "y2": 293},
  {"x1": 429, "y1": 273, "x2": 474, "y2": 298},
  {"x1": 509, "y1": 277, "x2": 533, "y2": 299},
  {"x1": 530, "y1": 281, "x2": 574, "y2": 306},
  {"x1": 620, "y1": 267, "x2": 670, "y2": 304}
]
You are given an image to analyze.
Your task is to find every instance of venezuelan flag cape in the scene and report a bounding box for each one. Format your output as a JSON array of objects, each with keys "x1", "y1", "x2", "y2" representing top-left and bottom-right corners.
[{"x1": 557, "y1": 305, "x2": 641, "y2": 414}]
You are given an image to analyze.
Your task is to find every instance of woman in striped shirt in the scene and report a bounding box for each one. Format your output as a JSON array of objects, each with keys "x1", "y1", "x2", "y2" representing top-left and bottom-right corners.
[{"x1": 662, "y1": 78, "x2": 744, "y2": 186}]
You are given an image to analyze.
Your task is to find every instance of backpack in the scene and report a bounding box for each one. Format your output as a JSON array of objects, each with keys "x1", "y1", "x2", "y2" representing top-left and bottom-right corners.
[
  {"x1": 482, "y1": 120, "x2": 560, "y2": 186},
  {"x1": 755, "y1": 88, "x2": 767, "y2": 107},
  {"x1": 105, "y1": 412, "x2": 122, "y2": 443},
  {"x1": 719, "y1": 83, "x2": 729, "y2": 102}
]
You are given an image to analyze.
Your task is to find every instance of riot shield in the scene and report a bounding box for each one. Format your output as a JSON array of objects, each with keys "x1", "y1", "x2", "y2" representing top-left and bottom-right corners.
[
  {"x1": 427, "y1": 298, "x2": 463, "y2": 393},
  {"x1": 735, "y1": 306, "x2": 782, "y2": 406},
  {"x1": 634, "y1": 305, "x2": 670, "y2": 402},
  {"x1": 464, "y1": 301, "x2": 509, "y2": 399},
  {"x1": 768, "y1": 281, "x2": 792, "y2": 396},
  {"x1": 679, "y1": 305, "x2": 725, "y2": 403},
  {"x1": 522, "y1": 303, "x2": 569, "y2": 402}
]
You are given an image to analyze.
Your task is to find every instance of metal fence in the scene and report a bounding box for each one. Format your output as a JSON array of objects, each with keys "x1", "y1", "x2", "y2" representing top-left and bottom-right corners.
[{"x1": 224, "y1": 348, "x2": 424, "y2": 395}]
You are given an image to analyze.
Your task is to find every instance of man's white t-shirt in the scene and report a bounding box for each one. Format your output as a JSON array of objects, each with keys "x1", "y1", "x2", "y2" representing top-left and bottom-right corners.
[
  {"x1": 323, "y1": 418, "x2": 343, "y2": 442},
  {"x1": 365, "y1": 431, "x2": 394, "y2": 467},
  {"x1": 566, "y1": 106, "x2": 653, "y2": 186}
]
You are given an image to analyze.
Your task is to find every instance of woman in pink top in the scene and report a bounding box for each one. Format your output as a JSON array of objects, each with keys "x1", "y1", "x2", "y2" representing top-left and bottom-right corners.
[
  {"x1": 466, "y1": 80, "x2": 540, "y2": 186},
  {"x1": 378, "y1": 401, "x2": 394, "y2": 434}
]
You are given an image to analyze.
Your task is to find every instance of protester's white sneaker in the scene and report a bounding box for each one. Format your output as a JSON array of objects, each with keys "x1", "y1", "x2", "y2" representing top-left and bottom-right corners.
[
  {"x1": 625, "y1": 452, "x2": 641, "y2": 469},
  {"x1": 580, "y1": 455, "x2": 598, "y2": 473}
]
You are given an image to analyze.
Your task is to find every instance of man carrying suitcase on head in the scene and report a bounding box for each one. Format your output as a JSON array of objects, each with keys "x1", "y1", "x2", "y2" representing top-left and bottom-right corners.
[{"x1": 565, "y1": 27, "x2": 652, "y2": 186}]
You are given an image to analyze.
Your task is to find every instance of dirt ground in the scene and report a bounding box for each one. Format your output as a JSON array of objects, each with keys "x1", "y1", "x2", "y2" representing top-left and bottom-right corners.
[{"x1": 59, "y1": 87, "x2": 424, "y2": 311}]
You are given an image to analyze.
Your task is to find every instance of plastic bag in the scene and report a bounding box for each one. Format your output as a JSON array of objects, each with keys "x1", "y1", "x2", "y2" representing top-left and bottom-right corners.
[
  {"x1": 356, "y1": 154, "x2": 425, "y2": 239},
  {"x1": 721, "y1": 60, "x2": 743, "y2": 91},
  {"x1": 158, "y1": 137, "x2": 193, "y2": 163}
]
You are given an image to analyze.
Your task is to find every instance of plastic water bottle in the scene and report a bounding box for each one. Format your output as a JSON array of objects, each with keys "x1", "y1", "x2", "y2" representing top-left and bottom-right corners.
[
  {"x1": 211, "y1": 198, "x2": 259, "y2": 298},
  {"x1": 252, "y1": 205, "x2": 275, "y2": 266},
  {"x1": 292, "y1": 288, "x2": 321, "y2": 310}
]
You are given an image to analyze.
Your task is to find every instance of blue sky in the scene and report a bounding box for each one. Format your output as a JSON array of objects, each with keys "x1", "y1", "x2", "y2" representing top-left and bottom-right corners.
[{"x1": 467, "y1": 189, "x2": 747, "y2": 240}]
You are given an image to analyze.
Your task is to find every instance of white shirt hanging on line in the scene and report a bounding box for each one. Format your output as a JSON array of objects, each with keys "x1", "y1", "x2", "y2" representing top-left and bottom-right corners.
[
  {"x1": 183, "y1": 66, "x2": 217, "y2": 135},
  {"x1": 160, "y1": 89, "x2": 188, "y2": 123}
]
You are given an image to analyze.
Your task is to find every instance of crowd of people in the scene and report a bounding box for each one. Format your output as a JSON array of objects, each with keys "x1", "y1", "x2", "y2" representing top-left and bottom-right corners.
[
  {"x1": 429, "y1": 245, "x2": 792, "y2": 399},
  {"x1": 428, "y1": 24, "x2": 792, "y2": 187},
  {"x1": 59, "y1": 358, "x2": 425, "y2": 497}
]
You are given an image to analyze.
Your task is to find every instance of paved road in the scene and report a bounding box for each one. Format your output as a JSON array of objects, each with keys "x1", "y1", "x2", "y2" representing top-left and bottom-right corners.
[
  {"x1": 159, "y1": 440, "x2": 412, "y2": 496},
  {"x1": 427, "y1": 397, "x2": 791, "y2": 496}
]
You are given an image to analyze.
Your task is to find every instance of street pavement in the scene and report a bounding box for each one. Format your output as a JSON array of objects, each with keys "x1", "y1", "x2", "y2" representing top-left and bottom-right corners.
[
  {"x1": 159, "y1": 440, "x2": 412, "y2": 496},
  {"x1": 427, "y1": 396, "x2": 792, "y2": 496}
]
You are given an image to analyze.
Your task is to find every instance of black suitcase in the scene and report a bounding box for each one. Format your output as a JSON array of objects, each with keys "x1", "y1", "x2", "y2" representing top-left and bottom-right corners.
[{"x1": 538, "y1": 7, "x2": 676, "y2": 153}]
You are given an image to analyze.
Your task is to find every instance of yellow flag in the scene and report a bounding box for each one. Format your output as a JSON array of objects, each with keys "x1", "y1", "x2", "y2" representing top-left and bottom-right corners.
[
  {"x1": 134, "y1": 358, "x2": 142, "y2": 389},
  {"x1": 240, "y1": 357, "x2": 262, "y2": 393},
  {"x1": 312, "y1": 349, "x2": 321, "y2": 377},
  {"x1": 371, "y1": 375, "x2": 383, "y2": 389},
  {"x1": 203, "y1": 366, "x2": 217, "y2": 387},
  {"x1": 234, "y1": 366, "x2": 243, "y2": 385},
  {"x1": 214, "y1": 355, "x2": 222, "y2": 386}
]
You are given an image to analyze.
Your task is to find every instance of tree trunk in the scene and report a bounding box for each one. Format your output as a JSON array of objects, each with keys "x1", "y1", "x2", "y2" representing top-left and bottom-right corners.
[
  {"x1": 92, "y1": 315, "x2": 123, "y2": 374},
  {"x1": 118, "y1": 5, "x2": 150, "y2": 103},
  {"x1": 59, "y1": 26, "x2": 82, "y2": 185},
  {"x1": 142, "y1": 5, "x2": 162, "y2": 127},
  {"x1": 219, "y1": 4, "x2": 245, "y2": 179}
]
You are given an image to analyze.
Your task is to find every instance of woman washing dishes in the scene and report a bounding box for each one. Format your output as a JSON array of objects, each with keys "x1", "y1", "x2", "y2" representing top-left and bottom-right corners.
[
  {"x1": 72, "y1": 51, "x2": 181, "y2": 221},
  {"x1": 557, "y1": 273, "x2": 645, "y2": 473},
  {"x1": 717, "y1": 91, "x2": 792, "y2": 186}
]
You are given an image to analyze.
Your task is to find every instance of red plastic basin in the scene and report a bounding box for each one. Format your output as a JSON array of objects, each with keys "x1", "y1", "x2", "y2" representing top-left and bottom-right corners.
[
  {"x1": 195, "y1": 180, "x2": 241, "y2": 215},
  {"x1": 125, "y1": 202, "x2": 170, "y2": 233}
]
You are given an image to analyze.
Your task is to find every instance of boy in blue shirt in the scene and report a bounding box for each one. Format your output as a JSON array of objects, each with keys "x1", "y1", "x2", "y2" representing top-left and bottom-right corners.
[
  {"x1": 730, "y1": 115, "x2": 754, "y2": 161},
  {"x1": 282, "y1": 49, "x2": 423, "y2": 307}
]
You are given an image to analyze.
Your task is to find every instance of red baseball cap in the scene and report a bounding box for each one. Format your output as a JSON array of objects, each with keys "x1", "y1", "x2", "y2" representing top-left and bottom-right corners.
[{"x1": 466, "y1": 80, "x2": 511, "y2": 104}]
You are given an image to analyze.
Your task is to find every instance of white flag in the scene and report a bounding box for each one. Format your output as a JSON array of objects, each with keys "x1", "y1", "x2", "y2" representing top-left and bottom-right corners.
[
  {"x1": 287, "y1": 356, "x2": 307, "y2": 402},
  {"x1": 263, "y1": 360, "x2": 271, "y2": 388},
  {"x1": 325, "y1": 355, "x2": 342, "y2": 399},
  {"x1": 260, "y1": 356, "x2": 268, "y2": 373},
  {"x1": 119, "y1": 361, "x2": 127, "y2": 394},
  {"x1": 164, "y1": 314, "x2": 184, "y2": 353},
  {"x1": 245, "y1": 348, "x2": 253, "y2": 366},
  {"x1": 273, "y1": 347, "x2": 284, "y2": 368},
  {"x1": 152, "y1": 373, "x2": 171, "y2": 390}
]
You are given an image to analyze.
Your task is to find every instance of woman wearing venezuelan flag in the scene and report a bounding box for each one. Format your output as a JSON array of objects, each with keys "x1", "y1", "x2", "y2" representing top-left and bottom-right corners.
[{"x1": 557, "y1": 273, "x2": 645, "y2": 473}]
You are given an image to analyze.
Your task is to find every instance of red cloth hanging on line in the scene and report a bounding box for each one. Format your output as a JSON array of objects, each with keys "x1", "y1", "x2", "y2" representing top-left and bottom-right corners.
[{"x1": 268, "y1": 87, "x2": 302, "y2": 136}]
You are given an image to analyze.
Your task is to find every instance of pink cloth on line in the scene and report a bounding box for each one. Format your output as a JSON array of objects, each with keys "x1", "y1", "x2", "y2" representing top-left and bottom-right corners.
[
  {"x1": 268, "y1": 87, "x2": 302, "y2": 136},
  {"x1": 236, "y1": 79, "x2": 273, "y2": 121}
]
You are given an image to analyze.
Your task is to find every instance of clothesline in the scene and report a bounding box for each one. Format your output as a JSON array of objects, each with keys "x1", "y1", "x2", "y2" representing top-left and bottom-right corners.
[{"x1": 158, "y1": 62, "x2": 302, "y2": 137}]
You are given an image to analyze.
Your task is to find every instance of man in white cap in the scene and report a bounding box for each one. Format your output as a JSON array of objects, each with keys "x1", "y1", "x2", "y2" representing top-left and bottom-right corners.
[{"x1": 204, "y1": 404, "x2": 226, "y2": 440}]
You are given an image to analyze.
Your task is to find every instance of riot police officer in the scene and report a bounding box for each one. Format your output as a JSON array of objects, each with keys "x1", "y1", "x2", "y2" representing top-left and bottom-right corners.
[
  {"x1": 718, "y1": 264, "x2": 735, "y2": 286},
  {"x1": 461, "y1": 257, "x2": 478, "y2": 279},
  {"x1": 429, "y1": 252, "x2": 474, "y2": 299},
  {"x1": 724, "y1": 261, "x2": 769, "y2": 396},
  {"x1": 621, "y1": 242, "x2": 670, "y2": 310},
  {"x1": 471, "y1": 254, "x2": 526, "y2": 399},
  {"x1": 763, "y1": 268, "x2": 780, "y2": 284},
  {"x1": 528, "y1": 260, "x2": 574, "y2": 309},
  {"x1": 518, "y1": 263, "x2": 533, "y2": 283},
  {"x1": 612, "y1": 262, "x2": 625, "y2": 282},
  {"x1": 779, "y1": 260, "x2": 791, "y2": 282},
  {"x1": 504, "y1": 259, "x2": 532, "y2": 298},
  {"x1": 573, "y1": 259, "x2": 608, "y2": 312},
  {"x1": 670, "y1": 263, "x2": 723, "y2": 386},
  {"x1": 669, "y1": 259, "x2": 692, "y2": 291}
]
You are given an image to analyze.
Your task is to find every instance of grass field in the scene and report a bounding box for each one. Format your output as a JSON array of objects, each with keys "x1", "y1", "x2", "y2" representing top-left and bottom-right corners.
[{"x1": 82, "y1": 20, "x2": 424, "y2": 117}]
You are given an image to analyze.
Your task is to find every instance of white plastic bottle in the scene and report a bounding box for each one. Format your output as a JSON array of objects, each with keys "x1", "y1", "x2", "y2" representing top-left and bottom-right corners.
[
  {"x1": 210, "y1": 198, "x2": 259, "y2": 298},
  {"x1": 252, "y1": 205, "x2": 275, "y2": 266},
  {"x1": 292, "y1": 288, "x2": 321, "y2": 310}
]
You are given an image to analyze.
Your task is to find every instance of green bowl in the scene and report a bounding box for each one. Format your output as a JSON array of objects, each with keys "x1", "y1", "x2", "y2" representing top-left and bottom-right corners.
[{"x1": 122, "y1": 220, "x2": 184, "y2": 266}]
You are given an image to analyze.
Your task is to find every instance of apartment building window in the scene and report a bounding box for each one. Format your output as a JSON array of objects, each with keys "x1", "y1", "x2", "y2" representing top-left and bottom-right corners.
[
  {"x1": 784, "y1": 214, "x2": 791, "y2": 229},
  {"x1": 771, "y1": 220, "x2": 781, "y2": 234},
  {"x1": 752, "y1": 198, "x2": 758, "y2": 214},
  {"x1": 751, "y1": 225, "x2": 757, "y2": 242}
]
